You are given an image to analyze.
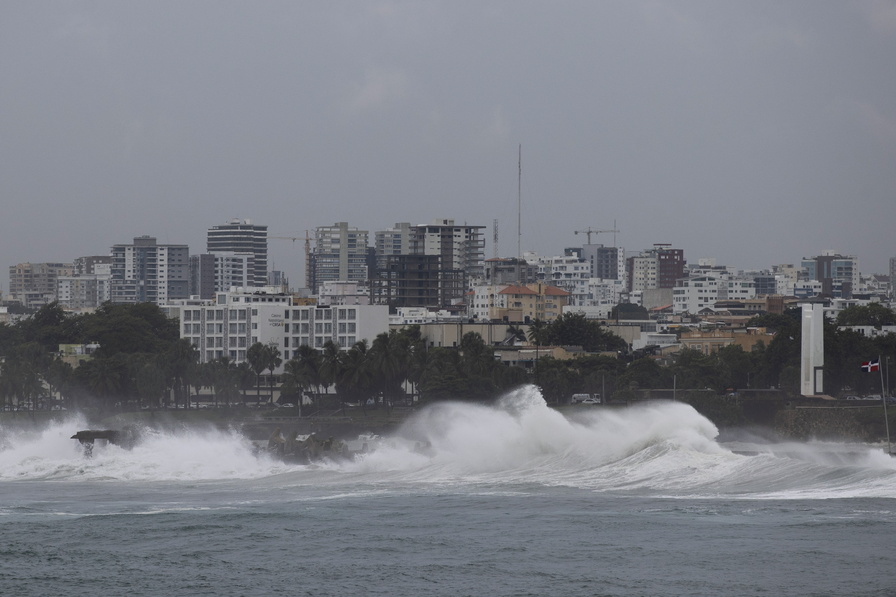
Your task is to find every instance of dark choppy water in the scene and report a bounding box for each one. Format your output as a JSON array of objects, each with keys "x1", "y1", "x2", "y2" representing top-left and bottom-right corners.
[{"x1": 3, "y1": 387, "x2": 895, "y2": 597}]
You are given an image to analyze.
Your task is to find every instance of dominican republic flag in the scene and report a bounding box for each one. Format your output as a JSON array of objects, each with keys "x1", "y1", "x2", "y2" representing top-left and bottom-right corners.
[{"x1": 861, "y1": 359, "x2": 880, "y2": 373}]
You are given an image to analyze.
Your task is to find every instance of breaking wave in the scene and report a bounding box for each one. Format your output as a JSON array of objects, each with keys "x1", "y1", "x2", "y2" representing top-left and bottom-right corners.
[
  {"x1": 0, "y1": 415, "x2": 290, "y2": 482},
  {"x1": 2, "y1": 385, "x2": 895, "y2": 499}
]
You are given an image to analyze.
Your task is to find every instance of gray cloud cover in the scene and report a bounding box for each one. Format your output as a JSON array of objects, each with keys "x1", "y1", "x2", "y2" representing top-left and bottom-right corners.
[{"x1": 2, "y1": 1, "x2": 894, "y2": 287}]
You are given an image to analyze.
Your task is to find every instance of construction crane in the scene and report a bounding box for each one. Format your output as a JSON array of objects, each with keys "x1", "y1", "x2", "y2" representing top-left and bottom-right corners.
[
  {"x1": 574, "y1": 226, "x2": 620, "y2": 245},
  {"x1": 270, "y1": 232, "x2": 312, "y2": 286}
]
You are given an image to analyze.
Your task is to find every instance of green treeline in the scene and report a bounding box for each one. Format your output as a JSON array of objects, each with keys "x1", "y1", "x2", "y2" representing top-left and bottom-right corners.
[{"x1": 0, "y1": 303, "x2": 893, "y2": 413}]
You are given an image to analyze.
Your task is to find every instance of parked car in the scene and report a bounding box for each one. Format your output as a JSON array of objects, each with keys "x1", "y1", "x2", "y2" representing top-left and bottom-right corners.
[{"x1": 571, "y1": 393, "x2": 601, "y2": 404}]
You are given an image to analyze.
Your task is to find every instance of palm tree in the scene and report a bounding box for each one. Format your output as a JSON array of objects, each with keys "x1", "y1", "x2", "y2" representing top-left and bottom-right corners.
[
  {"x1": 164, "y1": 339, "x2": 199, "y2": 408},
  {"x1": 368, "y1": 331, "x2": 407, "y2": 407},
  {"x1": 82, "y1": 357, "x2": 123, "y2": 408},
  {"x1": 210, "y1": 357, "x2": 239, "y2": 407},
  {"x1": 504, "y1": 325, "x2": 527, "y2": 345},
  {"x1": 337, "y1": 340, "x2": 372, "y2": 413},
  {"x1": 527, "y1": 318, "x2": 550, "y2": 383},
  {"x1": 44, "y1": 357, "x2": 73, "y2": 410},
  {"x1": 135, "y1": 360, "x2": 167, "y2": 409},
  {"x1": 0, "y1": 359, "x2": 17, "y2": 411},
  {"x1": 280, "y1": 356, "x2": 311, "y2": 412},
  {"x1": 247, "y1": 342, "x2": 268, "y2": 406},
  {"x1": 403, "y1": 329, "x2": 428, "y2": 401},
  {"x1": 263, "y1": 344, "x2": 282, "y2": 405},
  {"x1": 235, "y1": 362, "x2": 256, "y2": 404},
  {"x1": 319, "y1": 341, "x2": 343, "y2": 409},
  {"x1": 294, "y1": 345, "x2": 323, "y2": 410}
]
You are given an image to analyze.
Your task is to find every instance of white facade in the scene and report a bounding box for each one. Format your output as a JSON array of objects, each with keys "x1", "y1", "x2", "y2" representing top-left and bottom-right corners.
[
  {"x1": 718, "y1": 278, "x2": 757, "y2": 302},
  {"x1": 310, "y1": 222, "x2": 370, "y2": 293},
  {"x1": 793, "y1": 280, "x2": 823, "y2": 299},
  {"x1": 469, "y1": 284, "x2": 508, "y2": 321},
  {"x1": 317, "y1": 280, "x2": 370, "y2": 306},
  {"x1": 389, "y1": 307, "x2": 465, "y2": 325},
  {"x1": 283, "y1": 303, "x2": 389, "y2": 357},
  {"x1": 583, "y1": 278, "x2": 626, "y2": 308},
  {"x1": 527, "y1": 254, "x2": 590, "y2": 305},
  {"x1": 628, "y1": 254, "x2": 658, "y2": 293},
  {"x1": 673, "y1": 275, "x2": 757, "y2": 314},
  {"x1": 176, "y1": 287, "x2": 390, "y2": 369},
  {"x1": 178, "y1": 289, "x2": 290, "y2": 365},
  {"x1": 56, "y1": 273, "x2": 111, "y2": 310},
  {"x1": 215, "y1": 253, "x2": 252, "y2": 291},
  {"x1": 673, "y1": 276, "x2": 720, "y2": 315},
  {"x1": 772, "y1": 264, "x2": 802, "y2": 296}
]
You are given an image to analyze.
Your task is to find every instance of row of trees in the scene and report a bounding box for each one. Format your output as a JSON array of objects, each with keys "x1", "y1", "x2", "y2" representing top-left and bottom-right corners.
[
  {"x1": 528, "y1": 306, "x2": 895, "y2": 402},
  {"x1": 0, "y1": 302, "x2": 541, "y2": 411},
  {"x1": 0, "y1": 301, "x2": 893, "y2": 413},
  {"x1": 277, "y1": 328, "x2": 530, "y2": 410}
]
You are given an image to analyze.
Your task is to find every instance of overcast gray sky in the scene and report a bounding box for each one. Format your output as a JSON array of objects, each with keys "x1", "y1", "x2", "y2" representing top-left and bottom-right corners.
[{"x1": 2, "y1": 1, "x2": 895, "y2": 289}]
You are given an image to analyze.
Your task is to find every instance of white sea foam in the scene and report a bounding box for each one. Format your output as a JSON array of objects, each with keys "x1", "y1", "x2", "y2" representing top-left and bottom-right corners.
[
  {"x1": 0, "y1": 416, "x2": 290, "y2": 482},
  {"x1": 337, "y1": 385, "x2": 896, "y2": 499},
  {"x1": 4, "y1": 386, "x2": 896, "y2": 498}
]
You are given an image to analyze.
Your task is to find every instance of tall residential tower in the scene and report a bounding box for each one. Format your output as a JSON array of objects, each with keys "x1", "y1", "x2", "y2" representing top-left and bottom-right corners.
[{"x1": 207, "y1": 219, "x2": 268, "y2": 287}]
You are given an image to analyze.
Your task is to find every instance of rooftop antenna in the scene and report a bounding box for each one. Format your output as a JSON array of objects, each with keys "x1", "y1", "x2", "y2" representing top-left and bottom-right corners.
[
  {"x1": 493, "y1": 218, "x2": 499, "y2": 259},
  {"x1": 517, "y1": 144, "x2": 522, "y2": 259}
]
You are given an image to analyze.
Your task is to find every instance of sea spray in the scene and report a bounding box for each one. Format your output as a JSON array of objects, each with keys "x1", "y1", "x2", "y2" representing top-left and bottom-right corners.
[
  {"x1": 0, "y1": 416, "x2": 288, "y2": 482},
  {"x1": 340, "y1": 386, "x2": 896, "y2": 498},
  {"x1": 4, "y1": 388, "x2": 896, "y2": 498},
  {"x1": 343, "y1": 385, "x2": 726, "y2": 480}
]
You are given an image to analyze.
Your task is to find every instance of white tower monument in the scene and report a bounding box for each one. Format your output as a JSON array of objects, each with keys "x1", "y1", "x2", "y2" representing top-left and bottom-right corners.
[{"x1": 800, "y1": 303, "x2": 824, "y2": 396}]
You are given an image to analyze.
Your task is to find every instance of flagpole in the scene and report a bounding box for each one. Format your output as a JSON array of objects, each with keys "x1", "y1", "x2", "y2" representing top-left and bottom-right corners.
[{"x1": 880, "y1": 355, "x2": 891, "y2": 455}]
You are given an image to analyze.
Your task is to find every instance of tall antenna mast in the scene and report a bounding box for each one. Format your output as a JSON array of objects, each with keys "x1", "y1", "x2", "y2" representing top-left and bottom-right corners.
[
  {"x1": 517, "y1": 144, "x2": 522, "y2": 259},
  {"x1": 493, "y1": 218, "x2": 499, "y2": 259}
]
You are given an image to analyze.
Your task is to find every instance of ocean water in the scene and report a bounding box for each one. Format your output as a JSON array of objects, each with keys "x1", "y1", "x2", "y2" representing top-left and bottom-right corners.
[{"x1": 2, "y1": 386, "x2": 895, "y2": 597}]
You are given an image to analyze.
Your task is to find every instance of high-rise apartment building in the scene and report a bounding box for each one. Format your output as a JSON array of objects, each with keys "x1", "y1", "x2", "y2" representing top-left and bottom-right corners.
[
  {"x1": 190, "y1": 253, "x2": 252, "y2": 299},
  {"x1": 801, "y1": 251, "x2": 859, "y2": 298},
  {"x1": 375, "y1": 222, "x2": 413, "y2": 272},
  {"x1": 110, "y1": 236, "x2": 190, "y2": 304},
  {"x1": 580, "y1": 244, "x2": 621, "y2": 280},
  {"x1": 207, "y1": 219, "x2": 268, "y2": 287},
  {"x1": 9, "y1": 262, "x2": 74, "y2": 308},
  {"x1": 307, "y1": 222, "x2": 370, "y2": 294},
  {"x1": 73, "y1": 255, "x2": 112, "y2": 276},
  {"x1": 371, "y1": 219, "x2": 487, "y2": 309},
  {"x1": 56, "y1": 274, "x2": 111, "y2": 310},
  {"x1": 626, "y1": 245, "x2": 685, "y2": 293},
  {"x1": 408, "y1": 219, "x2": 486, "y2": 280}
]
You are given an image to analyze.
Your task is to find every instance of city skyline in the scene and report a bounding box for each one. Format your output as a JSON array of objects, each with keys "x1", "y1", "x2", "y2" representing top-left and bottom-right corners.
[
  {"x1": 3, "y1": 217, "x2": 890, "y2": 295},
  {"x1": 2, "y1": 2, "x2": 895, "y2": 285}
]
